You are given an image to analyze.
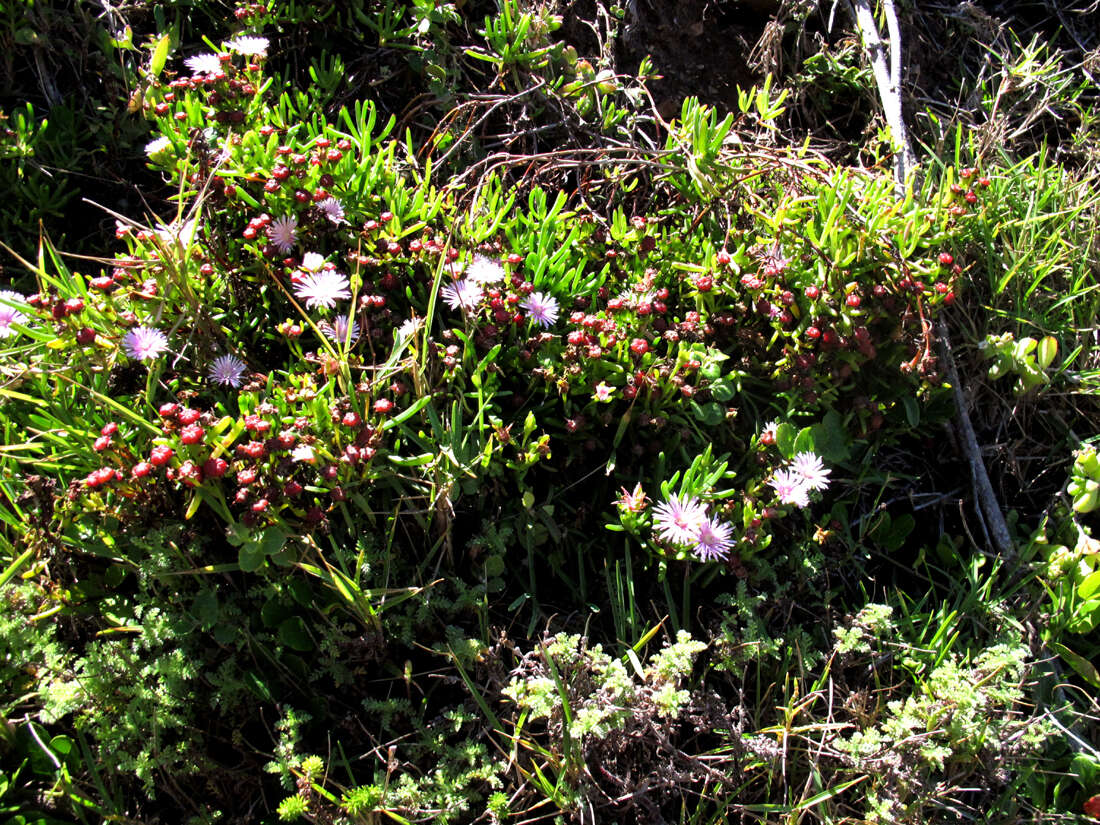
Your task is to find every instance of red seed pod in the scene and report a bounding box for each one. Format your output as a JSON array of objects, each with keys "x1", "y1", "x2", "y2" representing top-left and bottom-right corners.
[
  {"x1": 284, "y1": 480, "x2": 303, "y2": 497},
  {"x1": 938, "y1": 252, "x2": 954, "y2": 266},
  {"x1": 506, "y1": 253, "x2": 523, "y2": 264},
  {"x1": 805, "y1": 326, "x2": 821, "y2": 340},
  {"x1": 76, "y1": 327, "x2": 96, "y2": 345},
  {"x1": 694, "y1": 276, "x2": 713, "y2": 292},
  {"x1": 630, "y1": 338, "x2": 649, "y2": 356},
  {"x1": 177, "y1": 407, "x2": 201, "y2": 425},
  {"x1": 89, "y1": 275, "x2": 115, "y2": 290},
  {"x1": 203, "y1": 457, "x2": 228, "y2": 478},
  {"x1": 846, "y1": 293, "x2": 861, "y2": 309},
  {"x1": 180, "y1": 424, "x2": 205, "y2": 445},
  {"x1": 716, "y1": 248, "x2": 731, "y2": 265},
  {"x1": 94, "y1": 435, "x2": 112, "y2": 451},
  {"x1": 237, "y1": 467, "x2": 259, "y2": 485},
  {"x1": 964, "y1": 190, "x2": 978, "y2": 204},
  {"x1": 373, "y1": 398, "x2": 394, "y2": 415},
  {"x1": 149, "y1": 445, "x2": 174, "y2": 466},
  {"x1": 251, "y1": 498, "x2": 269, "y2": 513},
  {"x1": 342, "y1": 411, "x2": 361, "y2": 427},
  {"x1": 804, "y1": 285, "x2": 820, "y2": 300},
  {"x1": 131, "y1": 461, "x2": 153, "y2": 479}
]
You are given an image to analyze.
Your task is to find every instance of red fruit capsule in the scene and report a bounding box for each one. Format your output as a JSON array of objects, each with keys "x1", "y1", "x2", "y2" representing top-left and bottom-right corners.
[
  {"x1": 342, "y1": 412, "x2": 361, "y2": 427},
  {"x1": 158, "y1": 403, "x2": 180, "y2": 418},
  {"x1": 180, "y1": 425, "x2": 205, "y2": 445},
  {"x1": 203, "y1": 457, "x2": 228, "y2": 478},
  {"x1": 131, "y1": 461, "x2": 153, "y2": 479},
  {"x1": 149, "y1": 445, "x2": 174, "y2": 466},
  {"x1": 938, "y1": 252, "x2": 954, "y2": 266},
  {"x1": 372, "y1": 398, "x2": 394, "y2": 415},
  {"x1": 846, "y1": 293, "x2": 861, "y2": 309},
  {"x1": 76, "y1": 327, "x2": 96, "y2": 345},
  {"x1": 94, "y1": 435, "x2": 112, "y2": 452},
  {"x1": 177, "y1": 408, "x2": 201, "y2": 425},
  {"x1": 805, "y1": 326, "x2": 821, "y2": 340}
]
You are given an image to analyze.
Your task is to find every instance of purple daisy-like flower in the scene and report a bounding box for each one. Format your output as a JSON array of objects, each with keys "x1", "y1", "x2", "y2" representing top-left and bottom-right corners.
[
  {"x1": 226, "y1": 35, "x2": 269, "y2": 57},
  {"x1": 790, "y1": 451, "x2": 830, "y2": 492},
  {"x1": 440, "y1": 280, "x2": 483, "y2": 313},
  {"x1": 319, "y1": 315, "x2": 361, "y2": 345},
  {"x1": 293, "y1": 269, "x2": 351, "y2": 310},
  {"x1": 652, "y1": 494, "x2": 707, "y2": 546},
  {"x1": 317, "y1": 197, "x2": 346, "y2": 225},
  {"x1": 184, "y1": 53, "x2": 222, "y2": 75},
  {"x1": 122, "y1": 326, "x2": 169, "y2": 362},
  {"x1": 693, "y1": 517, "x2": 733, "y2": 562},
  {"x1": 267, "y1": 215, "x2": 298, "y2": 254},
  {"x1": 769, "y1": 469, "x2": 810, "y2": 508},
  {"x1": 0, "y1": 291, "x2": 29, "y2": 338},
  {"x1": 521, "y1": 291, "x2": 560, "y2": 328},
  {"x1": 208, "y1": 353, "x2": 247, "y2": 388},
  {"x1": 467, "y1": 255, "x2": 505, "y2": 284}
]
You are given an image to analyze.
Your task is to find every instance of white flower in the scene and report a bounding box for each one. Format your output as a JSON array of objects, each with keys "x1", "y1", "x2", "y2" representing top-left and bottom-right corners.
[
  {"x1": 440, "y1": 280, "x2": 483, "y2": 313},
  {"x1": 292, "y1": 444, "x2": 316, "y2": 464},
  {"x1": 226, "y1": 35, "x2": 269, "y2": 57},
  {"x1": 301, "y1": 252, "x2": 326, "y2": 272},
  {"x1": 144, "y1": 136, "x2": 172, "y2": 158},
  {"x1": 397, "y1": 316, "x2": 423, "y2": 342},
  {"x1": 467, "y1": 255, "x2": 505, "y2": 284},
  {"x1": 184, "y1": 53, "x2": 223, "y2": 75},
  {"x1": 693, "y1": 517, "x2": 733, "y2": 562},
  {"x1": 594, "y1": 382, "x2": 613, "y2": 402},
  {"x1": 293, "y1": 269, "x2": 351, "y2": 310}
]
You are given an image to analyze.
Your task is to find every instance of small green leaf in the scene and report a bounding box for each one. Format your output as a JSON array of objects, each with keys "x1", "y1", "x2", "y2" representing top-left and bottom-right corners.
[
  {"x1": 792, "y1": 426, "x2": 815, "y2": 456},
  {"x1": 775, "y1": 422, "x2": 797, "y2": 459},
  {"x1": 150, "y1": 33, "x2": 172, "y2": 77},
  {"x1": 1037, "y1": 336, "x2": 1058, "y2": 370},
  {"x1": 690, "y1": 401, "x2": 725, "y2": 427},
  {"x1": 191, "y1": 589, "x2": 219, "y2": 628},
  {"x1": 1078, "y1": 570, "x2": 1100, "y2": 601},
  {"x1": 278, "y1": 616, "x2": 313, "y2": 651},
  {"x1": 1051, "y1": 642, "x2": 1100, "y2": 689},
  {"x1": 902, "y1": 396, "x2": 920, "y2": 428},
  {"x1": 238, "y1": 543, "x2": 266, "y2": 572}
]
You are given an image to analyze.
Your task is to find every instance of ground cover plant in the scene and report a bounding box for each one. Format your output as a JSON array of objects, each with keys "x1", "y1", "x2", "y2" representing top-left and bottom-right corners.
[{"x1": 1, "y1": 1, "x2": 1100, "y2": 823}]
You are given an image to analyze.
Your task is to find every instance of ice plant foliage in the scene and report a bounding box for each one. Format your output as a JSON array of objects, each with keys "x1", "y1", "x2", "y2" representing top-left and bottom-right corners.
[
  {"x1": 122, "y1": 326, "x2": 169, "y2": 361},
  {"x1": 208, "y1": 354, "x2": 247, "y2": 388},
  {"x1": 293, "y1": 269, "x2": 351, "y2": 309}
]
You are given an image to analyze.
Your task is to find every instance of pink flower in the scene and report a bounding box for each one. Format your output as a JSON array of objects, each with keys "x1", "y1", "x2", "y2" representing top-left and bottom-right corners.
[
  {"x1": 769, "y1": 469, "x2": 810, "y2": 508},
  {"x1": 267, "y1": 215, "x2": 298, "y2": 254},
  {"x1": 122, "y1": 326, "x2": 169, "y2": 361},
  {"x1": 521, "y1": 291, "x2": 559, "y2": 328},
  {"x1": 790, "y1": 452, "x2": 830, "y2": 491},
  {"x1": 0, "y1": 291, "x2": 28, "y2": 337},
  {"x1": 693, "y1": 517, "x2": 733, "y2": 561},
  {"x1": 208, "y1": 353, "x2": 247, "y2": 388},
  {"x1": 319, "y1": 315, "x2": 361, "y2": 345},
  {"x1": 317, "y1": 197, "x2": 345, "y2": 225},
  {"x1": 594, "y1": 382, "x2": 614, "y2": 402},
  {"x1": 652, "y1": 494, "x2": 707, "y2": 545}
]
